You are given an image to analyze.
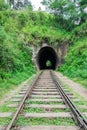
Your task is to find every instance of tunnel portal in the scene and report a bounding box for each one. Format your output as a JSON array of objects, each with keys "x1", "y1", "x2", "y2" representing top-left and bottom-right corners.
[{"x1": 37, "y1": 47, "x2": 58, "y2": 70}]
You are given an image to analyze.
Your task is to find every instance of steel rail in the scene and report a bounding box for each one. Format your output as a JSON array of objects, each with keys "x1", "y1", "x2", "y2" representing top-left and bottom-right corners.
[
  {"x1": 5, "y1": 71, "x2": 43, "y2": 130},
  {"x1": 51, "y1": 70, "x2": 87, "y2": 130}
]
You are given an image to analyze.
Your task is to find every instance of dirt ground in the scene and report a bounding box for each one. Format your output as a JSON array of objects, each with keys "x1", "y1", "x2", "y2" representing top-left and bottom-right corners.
[
  {"x1": 55, "y1": 72, "x2": 87, "y2": 100},
  {"x1": 0, "y1": 79, "x2": 29, "y2": 106}
]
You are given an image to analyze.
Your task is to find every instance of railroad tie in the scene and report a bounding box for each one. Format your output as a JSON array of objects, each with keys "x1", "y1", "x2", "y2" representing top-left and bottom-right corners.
[
  {"x1": 19, "y1": 91, "x2": 26, "y2": 94},
  {"x1": 0, "y1": 112, "x2": 12, "y2": 117},
  {"x1": 25, "y1": 104, "x2": 66, "y2": 109},
  {"x1": 32, "y1": 92, "x2": 58, "y2": 95},
  {"x1": 11, "y1": 98, "x2": 22, "y2": 102},
  {"x1": 28, "y1": 99, "x2": 63, "y2": 102},
  {"x1": 5, "y1": 70, "x2": 87, "y2": 130},
  {"x1": 33, "y1": 89, "x2": 57, "y2": 91},
  {"x1": 20, "y1": 126, "x2": 79, "y2": 130},
  {"x1": 24, "y1": 112, "x2": 72, "y2": 118},
  {"x1": 31, "y1": 95, "x2": 61, "y2": 98}
]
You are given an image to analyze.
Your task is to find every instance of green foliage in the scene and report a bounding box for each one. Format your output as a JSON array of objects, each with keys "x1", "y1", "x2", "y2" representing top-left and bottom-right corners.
[
  {"x1": 0, "y1": 10, "x2": 38, "y2": 99},
  {"x1": 46, "y1": 60, "x2": 52, "y2": 67},
  {"x1": 59, "y1": 37, "x2": 87, "y2": 86},
  {"x1": 42, "y1": 0, "x2": 77, "y2": 30},
  {"x1": 42, "y1": 0, "x2": 87, "y2": 30},
  {"x1": 71, "y1": 21, "x2": 87, "y2": 42},
  {"x1": 0, "y1": 4, "x2": 86, "y2": 97},
  {"x1": 0, "y1": 9, "x2": 68, "y2": 78},
  {"x1": 0, "y1": 0, "x2": 9, "y2": 10},
  {"x1": 14, "y1": 10, "x2": 69, "y2": 46},
  {"x1": 0, "y1": 24, "x2": 33, "y2": 73},
  {"x1": 0, "y1": 9, "x2": 69, "y2": 99}
]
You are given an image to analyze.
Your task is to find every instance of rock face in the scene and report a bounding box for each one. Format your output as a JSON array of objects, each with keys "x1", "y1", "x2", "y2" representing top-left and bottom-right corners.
[{"x1": 31, "y1": 43, "x2": 68, "y2": 70}]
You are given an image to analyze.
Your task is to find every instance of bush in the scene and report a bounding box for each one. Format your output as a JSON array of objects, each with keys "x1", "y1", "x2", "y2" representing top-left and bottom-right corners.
[
  {"x1": 0, "y1": 0, "x2": 9, "y2": 11},
  {"x1": 59, "y1": 37, "x2": 87, "y2": 81}
]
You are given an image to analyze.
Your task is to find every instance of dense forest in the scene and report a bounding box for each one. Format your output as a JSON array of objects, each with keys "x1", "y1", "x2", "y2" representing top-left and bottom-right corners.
[{"x1": 0, "y1": 0, "x2": 87, "y2": 98}]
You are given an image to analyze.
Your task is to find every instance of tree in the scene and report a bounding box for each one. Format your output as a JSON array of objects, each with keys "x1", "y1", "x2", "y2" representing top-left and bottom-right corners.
[
  {"x1": 79, "y1": 0, "x2": 87, "y2": 24},
  {"x1": 42, "y1": 0, "x2": 87, "y2": 30},
  {"x1": 24, "y1": 0, "x2": 31, "y2": 7},
  {"x1": 0, "y1": 0, "x2": 9, "y2": 10},
  {"x1": 42, "y1": 0, "x2": 78, "y2": 30},
  {"x1": 9, "y1": 0, "x2": 14, "y2": 6},
  {"x1": 13, "y1": 0, "x2": 23, "y2": 9},
  {"x1": 13, "y1": 0, "x2": 32, "y2": 10}
]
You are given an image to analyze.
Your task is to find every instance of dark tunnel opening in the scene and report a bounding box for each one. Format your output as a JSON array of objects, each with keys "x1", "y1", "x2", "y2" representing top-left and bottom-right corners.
[{"x1": 37, "y1": 47, "x2": 58, "y2": 70}]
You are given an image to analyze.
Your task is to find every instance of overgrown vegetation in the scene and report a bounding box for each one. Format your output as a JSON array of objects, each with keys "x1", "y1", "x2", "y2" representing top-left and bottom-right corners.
[
  {"x1": 0, "y1": 0, "x2": 87, "y2": 98},
  {"x1": 59, "y1": 36, "x2": 87, "y2": 87},
  {"x1": 0, "y1": 8, "x2": 36, "y2": 99},
  {"x1": 0, "y1": 1, "x2": 70, "y2": 99},
  {"x1": 42, "y1": 0, "x2": 87, "y2": 31},
  {"x1": 58, "y1": 10, "x2": 87, "y2": 86}
]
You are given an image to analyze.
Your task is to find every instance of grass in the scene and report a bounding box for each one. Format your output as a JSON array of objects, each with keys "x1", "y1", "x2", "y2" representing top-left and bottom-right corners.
[
  {"x1": 15, "y1": 117, "x2": 76, "y2": 126},
  {"x1": 0, "y1": 104, "x2": 16, "y2": 112},
  {"x1": 24, "y1": 108, "x2": 45, "y2": 113},
  {"x1": 59, "y1": 37, "x2": 87, "y2": 88},
  {"x1": 31, "y1": 96, "x2": 59, "y2": 99},
  {"x1": 0, "y1": 101, "x2": 15, "y2": 125},
  {"x1": 73, "y1": 101, "x2": 87, "y2": 106},
  {"x1": 79, "y1": 108, "x2": 87, "y2": 113},
  {"x1": 25, "y1": 100, "x2": 64, "y2": 105},
  {"x1": 0, "y1": 118, "x2": 12, "y2": 125},
  {"x1": 0, "y1": 74, "x2": 36, "y2": 125},
  {"x1": 24, "y1": 106, "x2": 70, "y2": 113},
  {"x1": 0, "y1": 70, "x2": 36, "y2": 100},
  {"x1": 73, "y1": 78, "x2": 87, "y2": 89},
  {"x1": 52, "y1": 108, "x2": 70, "y2": 112}
]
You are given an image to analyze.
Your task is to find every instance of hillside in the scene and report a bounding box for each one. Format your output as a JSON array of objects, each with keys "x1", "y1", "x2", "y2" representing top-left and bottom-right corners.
[
  {"x1": 0, "y1": 8, "x2": 70, "y2": 99},
  {"x1": 59, "y1": 21, "x2": 87, "y2": 87}
]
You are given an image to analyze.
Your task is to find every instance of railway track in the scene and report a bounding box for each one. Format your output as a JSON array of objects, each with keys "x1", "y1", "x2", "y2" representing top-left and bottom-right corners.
[{"x1": 1, "y1": 70, "x2": 87, "y2": 130}]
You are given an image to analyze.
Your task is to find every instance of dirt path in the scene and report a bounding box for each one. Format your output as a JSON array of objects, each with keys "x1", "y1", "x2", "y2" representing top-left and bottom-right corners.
[
  {"x1": 55, "y1": 72, "x2": 87, "y2": 100},
  {"x1": 0, "y1": 74, "x2": 36, "y2": 106},
  {"x1": 0, "y1": 80, "x2": 28, "y2": 106}
]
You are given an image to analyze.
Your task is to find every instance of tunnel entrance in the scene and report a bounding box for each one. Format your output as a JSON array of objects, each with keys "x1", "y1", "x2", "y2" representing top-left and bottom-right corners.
[{"x1": 37, "y1": 47, "x2": 58, "y2": 70}]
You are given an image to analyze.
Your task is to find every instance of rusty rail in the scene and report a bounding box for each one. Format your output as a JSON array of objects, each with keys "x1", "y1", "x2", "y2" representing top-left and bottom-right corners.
[
  {"x1": 51, "y1": 70, "x2": 87, "y2": 130},
  {"x1": 5, "y1": 71, "x2": 43, "y2": 130}
]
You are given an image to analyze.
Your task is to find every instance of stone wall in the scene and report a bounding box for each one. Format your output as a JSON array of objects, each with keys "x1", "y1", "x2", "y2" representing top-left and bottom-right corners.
[{"x1": 31, "y1": 43, "x2": 68, "y2": 70}]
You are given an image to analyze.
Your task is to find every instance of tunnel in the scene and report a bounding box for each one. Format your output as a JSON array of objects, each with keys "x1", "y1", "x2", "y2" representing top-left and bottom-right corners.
[{"x1": 37, "y1": 46, "x2": 58, "y2": 70}]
